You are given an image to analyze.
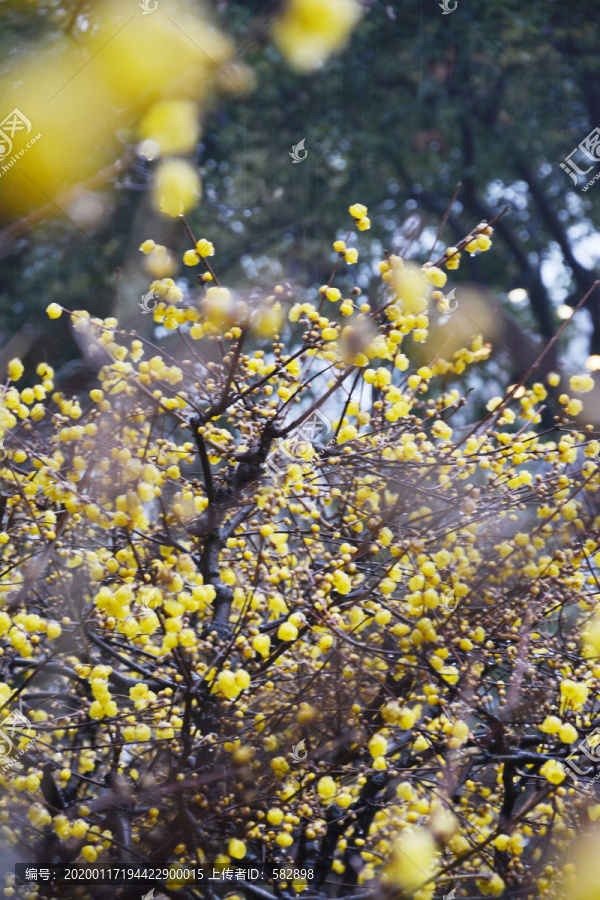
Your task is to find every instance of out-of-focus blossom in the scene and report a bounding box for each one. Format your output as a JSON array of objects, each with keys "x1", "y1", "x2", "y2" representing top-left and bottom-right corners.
[
  {"x1": 272, "y1": 0, "x2": 362, "y2": 73},
  {"x1": 0, "y1": 0, "x2": 233, "y2": 216},
  {"x1": 138, "y1": 100, "x2": 201, "y2": 156},
  {"x1": 153, "y1": 159, "x2": 201, "y2": 217}
]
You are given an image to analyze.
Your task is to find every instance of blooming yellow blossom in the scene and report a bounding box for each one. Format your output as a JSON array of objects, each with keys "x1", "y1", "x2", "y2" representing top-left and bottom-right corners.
[
  {"x1": 228, "y1": 838, "x2": 246, "y2": 859},
  {"x1": 540, "y1": 759, "x2": 566, "y2": 785},
  {"x1": 7, "y1": 359, "x2": 24, "y2": 381},
  {"x1": 318, "y1": 776, "x2": 337, "y2": 800},
  {"x1": 349, "y1": 203, "x2": 367, "y2": 219},
  {"x1": 570, "y1": 374, "x2": 594, "y2": 393}
]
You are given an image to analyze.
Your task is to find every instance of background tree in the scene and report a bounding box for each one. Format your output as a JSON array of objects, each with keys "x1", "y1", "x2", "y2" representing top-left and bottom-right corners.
[{"x1": 1, "y1": 0, "x2": 599, "y2": 398}]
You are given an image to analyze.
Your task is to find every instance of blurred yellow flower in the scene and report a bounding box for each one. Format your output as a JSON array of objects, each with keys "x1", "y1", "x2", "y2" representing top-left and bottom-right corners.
[
  {"x1": 385, "y1": 827, "x2": 438, "y2": 892},
  {"x1": 139, "y1": 100, "x2": 200, "y2": 156},
  {"x1": 272, "y1": 0, "x2": 362, "y2": 73},
  {"x1": 0, "y1": 0, "x2": 232, "y2": 215},
  {"x1": 153, "y1": 159, "x2": 201, "y2": 217},
  {"x1": 570, "y1": 374, "x2": 594, "y2": 393}
]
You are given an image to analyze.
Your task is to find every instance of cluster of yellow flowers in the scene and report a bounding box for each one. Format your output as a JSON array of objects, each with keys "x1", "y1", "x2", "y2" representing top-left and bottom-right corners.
[{"x1": 2, "y1": 203, "x2": 600, "y2": 900}]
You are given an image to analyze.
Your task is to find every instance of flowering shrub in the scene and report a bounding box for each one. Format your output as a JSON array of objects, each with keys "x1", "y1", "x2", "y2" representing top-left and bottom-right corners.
[{"x1": 1, "y1": 203, "x2": 600, "y2": 900}]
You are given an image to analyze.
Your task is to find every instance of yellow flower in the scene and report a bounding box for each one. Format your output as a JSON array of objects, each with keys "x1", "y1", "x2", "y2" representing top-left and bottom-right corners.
[
  {"x1": 558, "y1": 722, "x2": 578, "y2": 744},
  {"x1": 539, "y1": 758, "x2": 566, "y2": 785},
  {"x1": 235, "y1": 669, "x2": 250, "y2": 690},
  {"x1": 216, "y1": 670, "x2": 243, "y2": 700},
  {"x1": 583, "y1": 615, "x2": 600, "y2": 655},
  {"x1": 272, "y1": 0, "x2": 362, "y2": 73},
  {"x1": 322, "y1": 326, "x2": 338, "y2": 341},
  {"x1": 388, "y1": 259, "x2": 430, "y2": 315},
  {"x1": 539, "y1": 715, "x2": 562, "y2": 734},
  {"x1": 378, "y1": 527, "x2": 393, "y2": 546},
  {"x1": 7, "y1": 359, "x2": 24, "y2": 381},
  {"x1": 344, "y1": 247, "x2": 358, "y2": 264},
  {"x1": 252, "y1": 304, "x2": 284, "y2": 337},
  {"x1": 452, "y1": 720, "x2": 469, "y2": 742},
  {"x1": 440, "y1": 665, "x2": 459, "y2": 684},
  {"x1": 349, "y1": 203, "x2": 368, "y2": 219},
  {"x1": 139, "y1": 99, "x2": 200, "y2": 156},
  {"x1": 385, "y1": 827, "x2": 438, "y2": 892},
  {"x1": 432, "y1": 421, "x2": 452, "y2": 440},
  {"x1": 332, "y1": 570, "x2": 351, "y2": 595},
  {"x1": 46, "y1": 303, "x2": 63, "y2": 319},
  {"x1": 494, "y1": 834, "x2": 510, "y2": 851},
  {"x1": 153, "y1": 159, "x2": 201, "y2": 217},
  {"x1": 561, "y1": 679, "x2": 588, "y2": 709},
  {"x1": 271, "y1": 756, "x2": 290, "y2": 777},
  {"x1": 278, "y1": 621, "x2": 299, "y2": 641},
  {"x1": 477, "y1": 873, "x2": 505, "y2": 896},
  {"x1": 368, "y1": 733, "x2": 387, "y2": 758},
  {"x1": 252, "y1": 634, "x2": 270, "y2": 656},
  {"x1": 228, "y1": 838, "x2": 246, "y2": 859},
  {"x1": 570, "y1": 374, "x2": 594, "y2": 393},
  {"x1": 183, "y1": 249, "x2": 199, "y2": 266},
  {"x1": 422, "y1": 264, "x2": 447, "y2": 288},
  {"x1": 267, "y1": 808, "x2": 284, "y2": 825},
  {"x1": 276, "y1": 832, "x2": 294, "y2": 847},
  {"x1": 196, "y1": 238, "x2": 215, "y2": 257},
  {"x1": 317, "y1": 776, "x2": 337, "y2": 800}
]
